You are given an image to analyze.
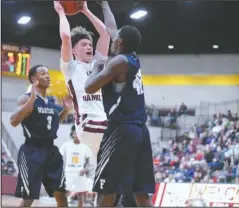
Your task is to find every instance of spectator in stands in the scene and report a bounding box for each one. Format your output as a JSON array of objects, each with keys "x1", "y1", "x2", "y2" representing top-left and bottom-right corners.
[
  {"x1": 151, "y1": 107, "x2": 160, "y2": 126},
  {"x1": 1, "y1": 152, "x2": 8, "y2": 164},
  {"x1": 179, "y1": 102, "x2": 187, "y2": 115},
  {"x1": 1, "y1": 152, "x2": 16, "y2": 176},
  {"x1": 228, "y1": 110, "x2": 232, "y2": 120}
]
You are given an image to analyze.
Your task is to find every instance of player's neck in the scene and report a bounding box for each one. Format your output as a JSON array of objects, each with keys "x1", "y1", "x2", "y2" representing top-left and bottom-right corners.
[
  {"x1": 73, "y1": 139, "x2": 80, "y2": 144},
  {"x1": 75, "y1": 57, "x2": 91, "y2": 64},
  {"x1": 36, "y1": 88, "x2": 47, "y2": 98}
]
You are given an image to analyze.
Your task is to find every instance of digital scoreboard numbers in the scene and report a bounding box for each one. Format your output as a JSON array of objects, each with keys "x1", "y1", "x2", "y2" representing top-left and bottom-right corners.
[{"x1": 1, "y1": 44, "x2": 31, "y2": 77}]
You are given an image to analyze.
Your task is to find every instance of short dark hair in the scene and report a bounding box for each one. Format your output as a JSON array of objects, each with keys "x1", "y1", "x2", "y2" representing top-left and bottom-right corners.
[
  {"x1": 28, "y1": 64, "x2": 43, "y2": 83},
  {"x1": 119, "y1": 25, "x2": 141, "y2": 53},
  {"x1": 71, "y1": 26, "x2": 94, "y2": 48}
]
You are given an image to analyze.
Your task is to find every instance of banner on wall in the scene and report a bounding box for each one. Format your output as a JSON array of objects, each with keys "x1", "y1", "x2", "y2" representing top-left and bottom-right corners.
[{"x1": 152, "y1": 183, "x2": 239, "y2": 207}]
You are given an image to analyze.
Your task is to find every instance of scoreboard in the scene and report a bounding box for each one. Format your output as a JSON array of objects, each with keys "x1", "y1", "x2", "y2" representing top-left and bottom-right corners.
[{"x1": 1, "y1": 44, "x2": 31, "y2": 77}]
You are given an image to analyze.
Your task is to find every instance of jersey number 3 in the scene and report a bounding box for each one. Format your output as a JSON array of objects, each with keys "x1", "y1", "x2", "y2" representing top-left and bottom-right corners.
[{"x1": 47, "y1": 116, "x2": 52, "y2": 130}]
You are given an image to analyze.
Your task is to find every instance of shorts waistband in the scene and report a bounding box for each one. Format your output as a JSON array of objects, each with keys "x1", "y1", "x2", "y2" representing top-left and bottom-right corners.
[
  {"x1": 108, "y1": 122, "x2": 145, "y2": 126},
  {"x1": 25, "y1": 137, "x2": 54, "y2": 148}
]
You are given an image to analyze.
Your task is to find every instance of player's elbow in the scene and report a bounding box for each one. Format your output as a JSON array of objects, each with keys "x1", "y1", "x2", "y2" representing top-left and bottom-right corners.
[
  {"x1": 101, "y1": 31, "x2": 110, "y2": 43},
  {"x1": 101, "y1": 27, "x2": 110, "y2": 37},
  {"x1": 10, "y1": 116, "x2": 18, "y2": 127},
  {"x1": 84, "y1": 85, "x2": 96, "y2": 94},
  {"x1": 61, "y1": 32, "x2": 71, "y2": 41}
]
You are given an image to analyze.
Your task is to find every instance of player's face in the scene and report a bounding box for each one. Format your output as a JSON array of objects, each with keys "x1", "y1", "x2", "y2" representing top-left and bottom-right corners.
[
  {"x1": 73, "y1": 39, "x2": 93, "y2": 63},
  {"x1": 72, "y1": 130, "x2": 80, "y2": 143},
  {"x1": 34, "y1": 67, "x2": 50, "y2": 88},
  {"x1": 111, "y1": 31, "x2": 122, "y2": 55}
]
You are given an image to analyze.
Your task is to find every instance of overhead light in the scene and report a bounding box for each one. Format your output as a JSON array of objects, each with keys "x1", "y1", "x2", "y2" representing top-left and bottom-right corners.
[
  {"x1": 18, "y1": 16, "x2": 31, "y2": 25},
  {"x1": 168, "y1": 45, "x2": 174, "y2": 50},
  {"x1": 130, "y1": 10, "x2": 147, "y2": 19},
  {"x1": 213, "y1": 45, "x2": 219, "y2": 49}
]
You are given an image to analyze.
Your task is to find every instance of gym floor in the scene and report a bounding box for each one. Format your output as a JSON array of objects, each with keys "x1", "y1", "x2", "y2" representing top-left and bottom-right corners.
[{"x1": 1, "y1": 195, "x2": 56, "y2": 207}]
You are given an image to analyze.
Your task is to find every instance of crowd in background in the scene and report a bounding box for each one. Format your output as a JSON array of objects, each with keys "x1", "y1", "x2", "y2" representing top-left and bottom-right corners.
[{"x1": 152, "y1": 111, "x2": 239, "y2": 184}]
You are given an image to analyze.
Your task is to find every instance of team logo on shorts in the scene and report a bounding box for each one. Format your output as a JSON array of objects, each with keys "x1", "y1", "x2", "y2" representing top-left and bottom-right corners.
[
  {"x1": 100, "y1": 179, "x2": 106, "y2": 189},
  {"x1": 21, "y1": 186, "x2": 24, "y2": 196}
]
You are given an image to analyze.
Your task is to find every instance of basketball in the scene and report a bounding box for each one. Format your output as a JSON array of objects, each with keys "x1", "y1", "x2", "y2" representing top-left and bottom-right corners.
[{"x1": 59, "y1": 0, "x2": 84, "y2": 16}]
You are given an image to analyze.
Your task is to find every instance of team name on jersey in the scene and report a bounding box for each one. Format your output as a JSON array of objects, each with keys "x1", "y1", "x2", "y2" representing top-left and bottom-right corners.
[
  {"x1": 83, "y1": 94, "x2": 102, "y2": 102},
  {"x1": 38, "y1": 107, "x2": 55, "y2": 115}
]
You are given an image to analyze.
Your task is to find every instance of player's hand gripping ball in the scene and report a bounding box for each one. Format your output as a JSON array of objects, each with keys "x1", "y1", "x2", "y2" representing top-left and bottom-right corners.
[{"x1": 59, "y1": 0, "x2": 84, "y2": 16}]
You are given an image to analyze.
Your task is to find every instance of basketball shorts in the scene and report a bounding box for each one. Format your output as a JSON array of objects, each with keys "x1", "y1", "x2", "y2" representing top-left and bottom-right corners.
[
  {"x1": 15, "y1": 144, "x2": 66, "y2": 199},
  {"x1": 92, "y1": 123, "x2": 155, "y2": 195},
  {"x1": 75, "y1": 118, "x2": 106, "y2": 160}
]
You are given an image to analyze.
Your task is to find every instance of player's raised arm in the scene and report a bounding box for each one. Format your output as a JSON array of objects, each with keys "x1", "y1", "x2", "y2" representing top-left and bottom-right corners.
[
  {"x1": 85, "y1": 55, "x2": 128, "y2": 94},
  {"x1": 101, "y1": 1, "x2": 118, "y2": 40},
  {"x1": 10, "y1": 81, "x2": 38, "y2": 127},
  {"x1": 54, "y1": 1, "x2": 74, "y2": 80},
  {"x1": 80, "y1": 1, "x2": 110, "y2": 58}
]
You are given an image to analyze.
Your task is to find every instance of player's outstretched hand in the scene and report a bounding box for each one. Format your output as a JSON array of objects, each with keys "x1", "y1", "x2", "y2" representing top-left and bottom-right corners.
[
  {"x1": 79, "y1": 1, "x2": 89, "y2": 14},
  {"x1": 62, "y1": 94, "x2": 73, "y2": 110},
  {"x1": 30, "y1": 81, "x2": 39, "y2": 101},
  {"x1": 54, "y1": 1, "x2": 65, "y2": 14}
]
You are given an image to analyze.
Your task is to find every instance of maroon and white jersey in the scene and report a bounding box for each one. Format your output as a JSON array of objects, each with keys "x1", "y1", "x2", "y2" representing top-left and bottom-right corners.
[{"x1": 60, "y1": 51, "x2": 107, "y2": 133}]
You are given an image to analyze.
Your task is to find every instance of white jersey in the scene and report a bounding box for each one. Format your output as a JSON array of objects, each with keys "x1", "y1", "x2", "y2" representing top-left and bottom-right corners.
[{"x1": 60, "y1": 52, "x2": 107, "y2": 122}]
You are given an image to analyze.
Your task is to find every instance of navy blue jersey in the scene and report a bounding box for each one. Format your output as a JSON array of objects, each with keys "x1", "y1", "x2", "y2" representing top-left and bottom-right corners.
[
  {"x1": 102, "y1": 54, "x2": 147, "y2": 124},
  {"x1": 21, "y1": 93, "x2": 60, "y2": 142}
]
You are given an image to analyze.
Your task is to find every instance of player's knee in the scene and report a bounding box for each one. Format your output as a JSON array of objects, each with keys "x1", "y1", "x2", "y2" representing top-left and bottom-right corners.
[{"x1": 134, "y1": 193, "x2": 152, "y2": 207}]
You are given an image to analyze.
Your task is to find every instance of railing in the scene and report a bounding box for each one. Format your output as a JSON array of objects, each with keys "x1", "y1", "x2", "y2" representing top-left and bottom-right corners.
[
  {"x1": 147, "y1": 100, "x2": 239, "y2": 137},
  {"x1": 176, "y1": 100, "x2": 239, "y2": 134},
  {"x1": 198, "y1": 99, "x2": 239, "y2": 116},
  {"x1": 2, "y1": 123, "x2": 19, "y2": 174}
]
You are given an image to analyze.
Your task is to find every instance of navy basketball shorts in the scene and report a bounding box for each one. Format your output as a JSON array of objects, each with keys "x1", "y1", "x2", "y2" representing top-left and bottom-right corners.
[
  {"x1": 92, "y1": 123, "x2": 155, "y2": 195},
  {"x1": 15, "y1": 144, "x2": 66, "y2": 199}
]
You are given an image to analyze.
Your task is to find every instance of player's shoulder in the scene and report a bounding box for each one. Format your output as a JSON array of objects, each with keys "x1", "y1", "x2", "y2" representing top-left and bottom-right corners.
[
  {"x1": 123, "y1": 53, "x2": 140, "y2": 68},
  {"x1": 62, "y1": 141, "x2": 72, "y2": 148},
  {"x1": 61, "y1": 57, "x2": 77, "y2": 65},
  {"x1": 114, "y1": 54, "x2": 129, "y2": 63},
  {"x1": 108, "y1": 55, "x2": 129, "y2": 74},
  {"x1": 17, "y1": 93, "x2": 31, "y2": 105}
]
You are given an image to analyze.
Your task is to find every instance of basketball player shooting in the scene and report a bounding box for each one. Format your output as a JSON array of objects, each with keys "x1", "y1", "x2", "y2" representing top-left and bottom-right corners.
[
  {"x1": 10, "y1": 65, "x2": 73, "y2": 207},
  {"x1": 85, "y1": 1, "x2": 155, "y2": 207},
  {"x1": 54, "y1": 0, "x2": 110, "y2": 169}
]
